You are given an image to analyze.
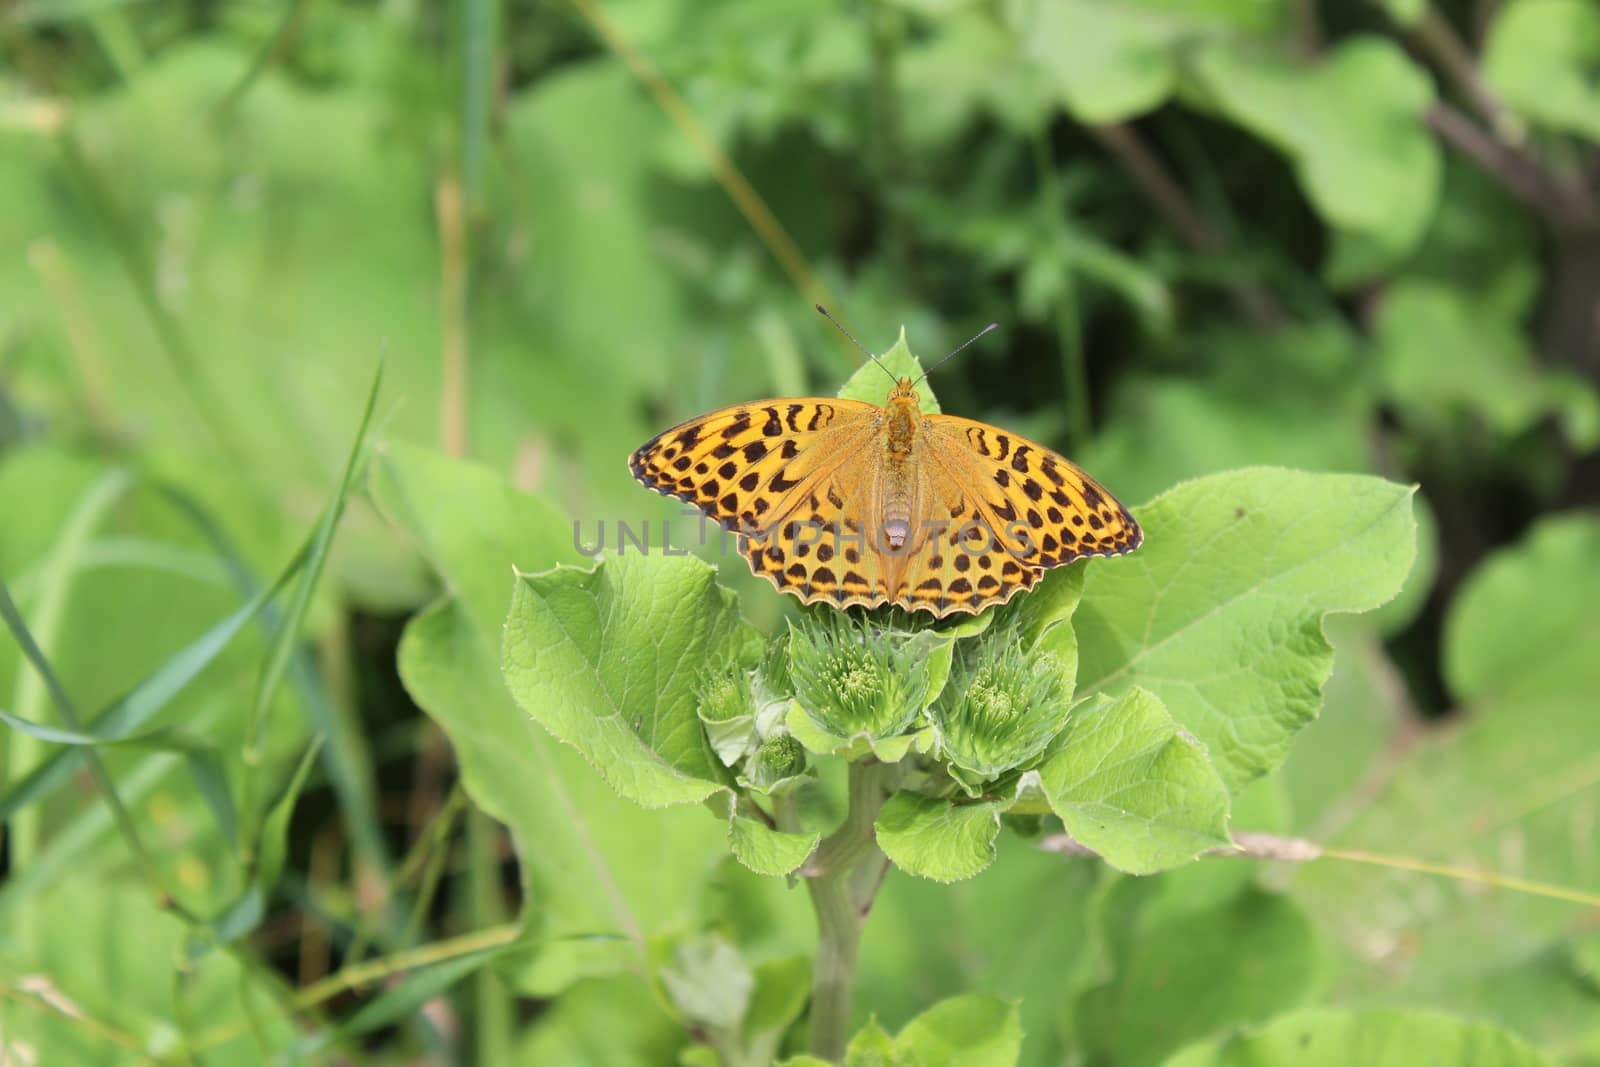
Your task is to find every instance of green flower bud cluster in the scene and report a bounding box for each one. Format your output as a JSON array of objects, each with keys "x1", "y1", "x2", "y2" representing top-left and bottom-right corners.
[
  {"x1": 694, "y1": 642, "x2": 808, "y2": 793},
  {"x1": 787, "y1": 612, "x2": 934, "y2": 742},
  {"x1": 933, "y1": 636, "x2": 1073, "y2": 783}
]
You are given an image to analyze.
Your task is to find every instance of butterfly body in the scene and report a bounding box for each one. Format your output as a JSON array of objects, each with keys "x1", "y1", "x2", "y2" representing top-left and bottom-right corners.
[{"x1": 630, "y1": 379, "x2": 1140, "y2": 617}]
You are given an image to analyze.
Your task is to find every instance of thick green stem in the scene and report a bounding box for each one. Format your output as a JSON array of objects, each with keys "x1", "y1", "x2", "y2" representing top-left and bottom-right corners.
[{"x1": 806, "y1": 760, "x2": 891, "y2": 1061}]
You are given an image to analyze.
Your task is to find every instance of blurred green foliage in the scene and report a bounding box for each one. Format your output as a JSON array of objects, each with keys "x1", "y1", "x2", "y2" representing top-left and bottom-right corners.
[{"x1": 1, "y1": 0, "x2": 1597, "y2": 1063}]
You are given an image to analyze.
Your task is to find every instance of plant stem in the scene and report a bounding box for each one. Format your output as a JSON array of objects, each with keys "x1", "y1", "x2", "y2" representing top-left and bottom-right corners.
[{"x1": 806, "y1": 760, "x2": 891, "y2": 1061}]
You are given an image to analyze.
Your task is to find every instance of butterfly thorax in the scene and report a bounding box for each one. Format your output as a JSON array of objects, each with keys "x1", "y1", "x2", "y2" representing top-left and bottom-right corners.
[
  {"x1": 883, "y1": 379, "x2": 923, "y2": 456},
  {"x1": 879, "y1": 379, "x2": 924, "y2": 552}
]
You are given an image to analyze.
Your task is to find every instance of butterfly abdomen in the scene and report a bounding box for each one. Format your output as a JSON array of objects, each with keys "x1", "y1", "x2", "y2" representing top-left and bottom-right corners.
[{"x1": 878, "y1": 389, "x2": 925, "y2": 554}]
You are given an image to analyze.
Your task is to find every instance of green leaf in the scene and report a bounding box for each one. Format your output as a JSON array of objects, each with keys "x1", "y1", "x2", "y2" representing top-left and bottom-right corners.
[
  {"x1": 1036, "y1": 687, "x2": 1232, "y2": 873},
  {"x1": 503, "y1": 552, "x2": 760, "y2": 808},
  {"x1": 1161, "y1": 1008, "x2": 1554, "y2": 1067},
  {"x1": 0, "y1": 880, "x2": 295, "y2": 1061},
  {"x1": 892, "y1": 994, "x2": 1024, "y2": 1066},
  {"x1": 372, "y1": 444, "x2": 735, "y2": 991},
  {"x1": 746, "y1": 954, "x2": 813, "y2": 1063},
  {"x1": 247, "y1": 363, "x2": 380, "y2": 751},
  {"x1": 1078, "y1": 880, "x2": 1320, "y2": 1067},
  {"x1": 1444, "y1": 515, "x2": 1600, "y2": 704},
  {"x1": 861, "y1": 842, "x2": 1102, "y2": 1066},
  {"x1": 1075, "y1": 468, "x2": 1417, "y2": 790},
  {"x1": 660, "y1": 932, "x2": 754, "y2": 1031},
  {"x1": 1021, "y1": 1, "x2": 1195, "y2": 123},
  {"x1": 1192, "y1": 38, "x2": 1440, "y2": 263},
  {"x1": 255, "y1": 737, "x2": 322, "y2": 893},
  {"x1": 846, "y1": 1018, "x2": 896, "y2": 1063},
  {"x1": 837, "y1": 326, "x2": 939, "y2": 411},
  {"x1": 1484, "y1": 0, "x2": 1600, "y2": 141},
  {"x1": 514, "y1": 973, "x2": 683, "y2": 1065},
  {"x1": 1378, "y1": 0, "x2": 1426, "y2": 27},
  {"x1": 1289, "y1": 517, "x2": 1600, "y2": 1047},
  {"x1": 876, "y1": 791, "x2": 1007, "y2": 882},
  {"x1": 719, "y1": 794, "x2": 819, "y2": 876},
  {"x1": 1376, "y1": 281, "x2": 1595, "y2": 441}
]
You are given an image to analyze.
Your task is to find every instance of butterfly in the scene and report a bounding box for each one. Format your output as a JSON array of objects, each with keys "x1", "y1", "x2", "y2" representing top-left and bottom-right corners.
[{"x1": 628, "y1": 328, "x2": 1141, "y2": 617}]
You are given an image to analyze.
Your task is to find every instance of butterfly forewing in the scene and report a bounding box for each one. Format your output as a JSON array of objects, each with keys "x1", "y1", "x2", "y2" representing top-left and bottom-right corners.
[{"x1": 629, "y1": 398, "x2": 877, "y2": 540}]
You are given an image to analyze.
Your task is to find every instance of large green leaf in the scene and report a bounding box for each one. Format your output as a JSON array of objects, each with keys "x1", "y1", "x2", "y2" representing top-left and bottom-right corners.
[
  {"x1": 1484, "y1": 0, "x2": 1600, "y2": 141},
  {"x1": 1375, "y1": 282, "x2": 1598, "y2": 445},
  {"x1": 372, "y1": 443, "x2": 735, "y2": 991},
  {"x1": 1288, "y1": 516, "x2": 1600, "y2": 1049},
  {"x1": 503, "y1": 552, "x2": 760, "y2": 807},
  {"x1": 1192, "y1": 37, "x2": 1440, "y2": 264},
  {"x1": 1019, "y1": 1, "x2": 1285, "y2": 124},
  {"x1": 1074, "y1": 468, "x2": 1417, "y2": 790},
  {"x1": 1161, "y1": 1008, "x2": 1552, "y2": 1067},
  {"x1": 1024, "y1": 1, "x2": 1193, "y2": 123},
  {"x1": 1038, "y1": 687, "x2": 1232, "y2": 873},
  {"x1": 1075, "y1": 470, "x2": 1414, "y2": 793}
]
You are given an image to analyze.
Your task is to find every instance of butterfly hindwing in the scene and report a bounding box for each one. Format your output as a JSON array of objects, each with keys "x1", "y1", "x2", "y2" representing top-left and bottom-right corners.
[{"x1": 738, "y1": 468, "x2": 891, "y2": 610}]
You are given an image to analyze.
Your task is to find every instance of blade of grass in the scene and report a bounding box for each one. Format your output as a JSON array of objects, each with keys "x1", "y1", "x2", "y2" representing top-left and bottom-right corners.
[
  {"x1": 256, "y1": 738, "x2": 324, "y2": 895},
  {"x1": 158, "y1": 483, "x2": 395, "y2": 881},
  {"x1": 0, "y1": 536, "x2": 307, "y2": 825},
  {"x1": 9, "y1": 535, "x2": 231, "y2": 598},
  {"x1": 0, "y1": 580, "x2": 192, "y2": 918},
  {"x1": 181, "y1": 922, "x2": 526, "y2": 1057},
  {"x1": 240, "y1": 363, "x2": 383, "y2": 870},
  {"x1": 0, "y1": 708, "x2": 239, "y2": 848},
  {"x1": 2, "y1": 466, "x2": 133, "y2": 866},
  {"x1": 287, "y1": 935, "x2": 522, "y2": 1062}
]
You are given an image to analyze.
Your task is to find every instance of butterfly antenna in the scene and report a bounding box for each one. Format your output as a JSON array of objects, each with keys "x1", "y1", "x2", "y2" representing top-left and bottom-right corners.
[
  {"x1": 816, "y1": 305, "x2": 899, "y2": 385},
  {"x1": 913, "y1": 322, "x2": 999, "y2": 385}
]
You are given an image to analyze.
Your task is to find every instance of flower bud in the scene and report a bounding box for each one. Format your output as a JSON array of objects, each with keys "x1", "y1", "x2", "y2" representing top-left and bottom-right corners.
[
  {"x1": 787, "y1": 614, "x2": 933, "y2": 741},
  {"x1": 748, "y1": 732, "x2": 807, "y2": 789},
  {"x1": 933, "y1": 639, "x2": 1072, "y2": 781},
  {"x1": 697, "y1": 663, "x2": 757, "y2": 766}
]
